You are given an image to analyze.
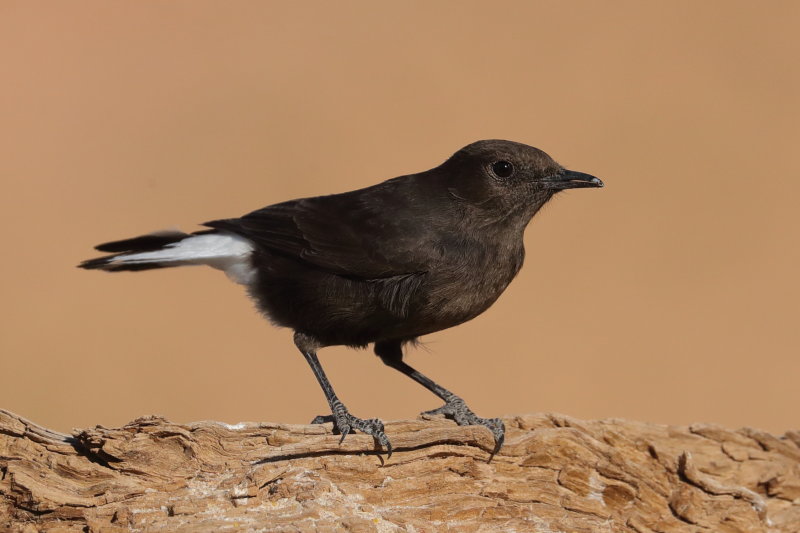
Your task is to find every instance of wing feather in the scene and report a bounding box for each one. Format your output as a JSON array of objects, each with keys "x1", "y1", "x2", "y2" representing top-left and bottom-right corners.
[{"x1": 204, "y1": 182, "x2": 431, "y2": 280}]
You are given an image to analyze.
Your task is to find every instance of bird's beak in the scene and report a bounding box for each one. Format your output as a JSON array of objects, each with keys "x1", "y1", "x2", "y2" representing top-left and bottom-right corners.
[{"x1": 542, "y1": 170, "x2": 604, "y2": 190}]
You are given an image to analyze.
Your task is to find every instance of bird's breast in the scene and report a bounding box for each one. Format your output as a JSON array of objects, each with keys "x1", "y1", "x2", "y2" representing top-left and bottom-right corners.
[{"x1": 418, "y1": 239, "x2": 525, "y2": 328}]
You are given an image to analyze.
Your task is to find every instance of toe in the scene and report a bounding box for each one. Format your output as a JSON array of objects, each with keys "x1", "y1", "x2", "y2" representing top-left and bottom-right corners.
[
  {"x1": 487, "y1": 418, "x2": 505, "y2": 458},
  {"x1": 421, "y1": 405, "x2": 448, "y2": 417},
  {"x1": 384, "y1": 437, "x2": 393, "y2": 459},
  {"x1": 352, "y1": 417, "x2": 392, "y2": 457},
  {"x1": 374, "y1": 430, "x2": 393, "y2": 458}
]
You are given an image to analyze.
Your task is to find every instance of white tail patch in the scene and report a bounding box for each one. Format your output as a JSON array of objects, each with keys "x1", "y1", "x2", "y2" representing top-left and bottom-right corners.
[{"x1": 109, "y1": 232, "x2": 257, "y2": 285}]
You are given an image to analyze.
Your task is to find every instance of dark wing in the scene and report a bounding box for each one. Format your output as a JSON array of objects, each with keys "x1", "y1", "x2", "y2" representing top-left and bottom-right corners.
[{"x1": 203, "y1": 178, "x2": 434, "y2": 280}]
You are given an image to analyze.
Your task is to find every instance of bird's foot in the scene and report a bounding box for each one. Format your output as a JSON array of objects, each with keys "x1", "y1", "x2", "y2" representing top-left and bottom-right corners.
[
  {"x1": 311, "y1": 403, "x2": 392, "y2": 458},
  {"x1": 422, "y1": 395, "x2": 505, "y2": 458}
]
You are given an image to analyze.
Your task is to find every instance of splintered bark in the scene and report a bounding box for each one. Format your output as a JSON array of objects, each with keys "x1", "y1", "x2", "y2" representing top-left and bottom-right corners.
[{"x1": 1, "y1": 409, "x2": 799, "y2": 532}]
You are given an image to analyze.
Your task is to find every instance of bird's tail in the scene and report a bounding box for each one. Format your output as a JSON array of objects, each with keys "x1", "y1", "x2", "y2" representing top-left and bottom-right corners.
[{"x1": 78, "y1": 229, "x2": 256, "y2": 285}]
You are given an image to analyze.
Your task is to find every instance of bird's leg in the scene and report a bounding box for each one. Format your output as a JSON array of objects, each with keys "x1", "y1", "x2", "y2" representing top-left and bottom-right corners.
[
  {"x1": 294, "y1": 332, "x2": 392, "y2": 457},
  {"x1": 375, "y1": 341, "x2": 505, "y2": 456}
]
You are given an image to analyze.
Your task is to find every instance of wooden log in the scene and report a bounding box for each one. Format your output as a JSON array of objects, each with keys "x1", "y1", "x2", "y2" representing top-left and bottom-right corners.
[{"x1": 1, "y1": 409, "x2": 799, "y2": 532}]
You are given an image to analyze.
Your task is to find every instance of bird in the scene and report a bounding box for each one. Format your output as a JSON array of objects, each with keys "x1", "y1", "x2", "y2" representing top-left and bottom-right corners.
[{"x1": 79, "y1": 139, "x2": 603, "y2": 459}]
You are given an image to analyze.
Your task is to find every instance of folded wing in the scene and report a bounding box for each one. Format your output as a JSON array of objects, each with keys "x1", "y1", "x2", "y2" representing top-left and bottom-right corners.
[{"x1": 204, "y1": 181, "x2": 434, "y2": 281}]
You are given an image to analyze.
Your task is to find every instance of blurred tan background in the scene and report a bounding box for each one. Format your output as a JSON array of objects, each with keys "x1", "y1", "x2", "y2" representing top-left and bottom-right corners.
[{"x1": 1, "y1": 1, "x2": 798, "y2": 435}]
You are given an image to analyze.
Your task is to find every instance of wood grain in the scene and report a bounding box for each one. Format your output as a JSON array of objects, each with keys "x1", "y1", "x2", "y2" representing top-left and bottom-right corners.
[{"x1": 1, "y1": 410, "x2": 798, "y2": 532}]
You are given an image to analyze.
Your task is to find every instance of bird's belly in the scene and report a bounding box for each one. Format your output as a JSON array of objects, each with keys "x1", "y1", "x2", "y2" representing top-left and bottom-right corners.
[{"x1": 251, "y1": 252, "x2": 521, "y2": 347}]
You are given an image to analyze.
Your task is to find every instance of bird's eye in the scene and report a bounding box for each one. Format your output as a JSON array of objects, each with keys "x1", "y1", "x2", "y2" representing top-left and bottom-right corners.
[{"x1": 491, "y1": 160, "x2": 514, "y2": 178}]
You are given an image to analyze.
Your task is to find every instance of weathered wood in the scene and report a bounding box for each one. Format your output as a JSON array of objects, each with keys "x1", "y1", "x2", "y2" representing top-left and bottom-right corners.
[{"x1": 1, "y1": 409, "x2": 798, "y2": 532}]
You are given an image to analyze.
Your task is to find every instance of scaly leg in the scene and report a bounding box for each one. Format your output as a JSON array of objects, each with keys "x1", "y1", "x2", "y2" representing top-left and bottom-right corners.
[
  {"x1": 375, "y1": 340, "x2": 504, "y2": 457},
  {"x1": 295, "y1": 332, "x2": 392, "y2": 457}
]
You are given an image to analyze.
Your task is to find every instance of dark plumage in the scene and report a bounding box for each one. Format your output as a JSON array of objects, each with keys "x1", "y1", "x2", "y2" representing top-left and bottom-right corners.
[{"x1": 80, "y1": 140, "x2": 603, "y2": 458}]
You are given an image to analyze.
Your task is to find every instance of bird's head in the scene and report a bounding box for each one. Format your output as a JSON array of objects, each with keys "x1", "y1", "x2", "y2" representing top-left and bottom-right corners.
[{"x1": 438, "y1": 139, "x2": 603, "y2": 222}]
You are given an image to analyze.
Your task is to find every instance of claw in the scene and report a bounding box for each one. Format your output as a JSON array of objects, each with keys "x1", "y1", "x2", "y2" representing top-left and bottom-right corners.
[
  {"x1": 338, "y1": 425, "x2": 351, "y2": 445},
  {"x1": 421, "y1": 396, "x2": 506, "y2": 459}
]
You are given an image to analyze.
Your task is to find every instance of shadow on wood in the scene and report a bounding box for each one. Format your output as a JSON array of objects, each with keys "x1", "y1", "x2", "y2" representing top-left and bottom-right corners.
[{"x1": 1, "y1": 409, "x2": 799, "y2": 532}]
